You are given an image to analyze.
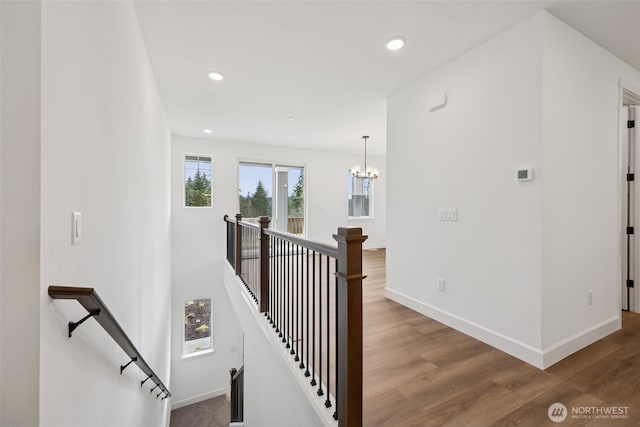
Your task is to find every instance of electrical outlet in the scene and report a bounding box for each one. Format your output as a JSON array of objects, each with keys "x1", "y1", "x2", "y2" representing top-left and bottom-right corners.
[
  {"x1": 437, "y1": 278, "x2": 446, "y2": 292},
  {"x1": 588, "y1": 291, "x2": 593, "y2": 306}
]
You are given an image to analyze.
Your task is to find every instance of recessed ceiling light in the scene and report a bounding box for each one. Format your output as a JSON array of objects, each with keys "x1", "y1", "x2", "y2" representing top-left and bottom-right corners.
[
  {"x1": 203, "y1": 129, "x2": 213, "y2": 134},
  {"x1": 385, "y1": 36, "x2": 406, "y2": 51},
  {"x1": 208, "y1": 72, "x2": 224, "y2": 81},
  {"x1": 288, "y1": 116, "x2": 294, "y2": 121}
]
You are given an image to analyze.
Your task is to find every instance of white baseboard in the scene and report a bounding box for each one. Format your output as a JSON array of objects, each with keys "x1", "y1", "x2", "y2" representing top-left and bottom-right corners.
[
  {"x1": 541, "y1": 315, "x2": 620, "y2": 368},
  {"x1": 171, "y1": 387, "x2": 228, "y2": 410},
  {"x1": 385, "y1": 287, "x2": 621, "y2": 370},
  {"x1": 385, "y1": 288, "x2": 546, "y2": 366},
  {"x1": 364, "y1": 243, "x2": 386, "y2": 250}
]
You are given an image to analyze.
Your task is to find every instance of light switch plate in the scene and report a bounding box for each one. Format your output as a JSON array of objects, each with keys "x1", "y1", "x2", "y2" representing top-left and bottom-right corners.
[
  {"x1": 438, "y1": 208, "x2": 457, "y2": 221},
  {"x1": 72, "y1": 212, "x2": 81, "y2": 245}
]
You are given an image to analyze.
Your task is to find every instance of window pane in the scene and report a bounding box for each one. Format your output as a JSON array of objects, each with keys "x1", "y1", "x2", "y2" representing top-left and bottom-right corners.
[
  {"x1": 184, "y1": 298, "x2": 212, "y2": 355},
  {"x1": 287, "y1": 168, "x2": 304, "y2": 234},
  {"x1": 239, "y1": 163, "x2": 272, "y2": 218},
  {"x1": 185, "y1": 156, "x2": 212, "y2": 207},
  {"x1": 348, "y1": 173, "x2": 373, "y2": 218}
]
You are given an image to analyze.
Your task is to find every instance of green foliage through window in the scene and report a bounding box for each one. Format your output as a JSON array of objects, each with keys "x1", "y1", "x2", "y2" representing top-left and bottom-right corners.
[
  {"x1": 185, "y1": 155, "x2": 212, "y2": 207},
  {"x1": 288, "y1": 170, "x2": 304, "y2": 218}
]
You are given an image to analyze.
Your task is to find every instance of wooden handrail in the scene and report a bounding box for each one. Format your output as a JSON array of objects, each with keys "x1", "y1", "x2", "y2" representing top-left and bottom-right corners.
[
  {"x1": 223, "y1": 215, "x2": 336, "y2": 257},
  {"x1": 48, "y1": 285, "x2": 171, "y2": 400},
  {"x1": 263, "y1": 227, "x2": 338, "y2": 258}
]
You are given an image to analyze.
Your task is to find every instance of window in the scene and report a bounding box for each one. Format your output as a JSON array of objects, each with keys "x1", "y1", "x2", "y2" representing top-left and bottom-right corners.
[
  {"x1": 184, "y1": 155, "x2": 212, "y2": 207},
  {"x1": 183, "y1": 298, "x2": 212, "y2": 357},
  {"x1": 348, "y1": 174, "x2": 373, "y2": 218},
  {"x1": 238, "y1": 162, "x2": 305, "y2": 235},
  {"x1": 286, "y1": 167, "x2": 304, "y2": 235}
]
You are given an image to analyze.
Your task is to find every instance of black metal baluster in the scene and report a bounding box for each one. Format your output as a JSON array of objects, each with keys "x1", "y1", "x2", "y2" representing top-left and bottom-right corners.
[
  {"x1": 333, "y1": 258, "x2": 339, "y2": 420},
  {"x1": 304, "y1": 247, "x2": 310, "y2": 376},
  {"x1": 268, "y1": 236, "x2": 273, "y2": 323},
  {"x1": 254, "y1": 229, "x2": 256, "y2": 298},
  {"x1": 289, "y1": 241, "x2": 293, "y2": 348},
  {"x1": 317, "y1": 252, "x2": 324, "y2": 397},
  {"x1": 311, "y1": 250, "x2": 317, "y2": 387},
  {"x1": 284, "y1": 241, "x2": 289, "y2": 345},
  {"x1": 299, "y1": 246, "x2": 305, "y2": 369},
  {"x1": 274, "y1": 237, "x2": 278, "y2": 329},
  {"x1": 325, "y1": 255, "x2": 331, "y2": 407},
  {"x1": 254, "y1": 229, "x2": 257, "y2": 298},
  {"x1": 294, "y1": 244, "x2": 300, "y2": 360},
  {"x1": 280, "y1": 238, "x2": 283, "y2": 334},
  {"x1": 276, "y1": 239, "x2": 281, "y2": 336}
]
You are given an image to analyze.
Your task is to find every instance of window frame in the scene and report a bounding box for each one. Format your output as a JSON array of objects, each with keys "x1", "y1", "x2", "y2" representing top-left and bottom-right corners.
[
  {"x1": 237, "y1": 158, "x2": 307, "y2": 235},
  {"x1": 182, "y1": 297, "x2": 214, "y2": 359},
  {"x1": 183, "y1": 153, "x2": 213, "y2": 209},
  {"x1": 347, "y1": 173, "x2": 374, "y2": 220}
]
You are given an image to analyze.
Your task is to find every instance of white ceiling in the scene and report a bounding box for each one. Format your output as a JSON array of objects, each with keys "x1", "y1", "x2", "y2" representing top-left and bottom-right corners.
[
  {"x1": 133, "y1": 1, "x2": 640, "y2": 157},
  {"x1": 548, "y1": 1, "x2": 640, "y2": 74}
]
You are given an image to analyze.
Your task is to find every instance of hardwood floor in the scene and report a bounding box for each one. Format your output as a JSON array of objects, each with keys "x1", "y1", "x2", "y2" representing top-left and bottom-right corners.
[{"x1": 362, "y1": 249, "x2": 640, "y2": 426}]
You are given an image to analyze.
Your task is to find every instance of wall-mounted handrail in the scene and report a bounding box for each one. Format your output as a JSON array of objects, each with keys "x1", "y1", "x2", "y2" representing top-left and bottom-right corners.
[{"x1": 48, "y1": 285, "x2": 171, "y2": 400}]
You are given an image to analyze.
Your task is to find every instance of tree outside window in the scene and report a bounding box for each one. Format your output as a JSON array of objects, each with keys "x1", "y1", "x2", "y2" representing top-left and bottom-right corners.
[
  {"x1": 185, "y1": 155, "x2": 212, "y2": 207},
  {"x1": 238, "y1": 163, "x2": 272, "y2": 218}
]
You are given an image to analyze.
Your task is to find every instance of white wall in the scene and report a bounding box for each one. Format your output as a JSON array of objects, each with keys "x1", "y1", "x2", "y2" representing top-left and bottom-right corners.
[
  {"x1": 540, "y1": 13, "x2": 640, "y2": 363},
  {"x1": 387, "y1": 14, "x2": 545, "y2": 365},
  {"x1": 39, "y1": 2, "x2": 172, "y2": 426},
  {"x1": 170, "y1": 134, "x2": 385, "y2": 405},
  {"x1": 387, "y1": 10, "x2": 640, "y2": 369},
  {"x1": 0, "y1": 2, "x2": 42, "y2": 425}
]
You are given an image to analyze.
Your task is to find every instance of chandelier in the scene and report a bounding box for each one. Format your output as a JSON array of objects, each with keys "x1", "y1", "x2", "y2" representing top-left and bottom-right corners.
[{"x1": 350, "y1": 136, "x2": 379, "y2": 180}]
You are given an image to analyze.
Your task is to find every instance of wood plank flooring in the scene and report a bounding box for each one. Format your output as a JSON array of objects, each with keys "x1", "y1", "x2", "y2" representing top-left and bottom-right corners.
[{"x1": 362, "y1": 249, "x2": 640, "y2": 426}]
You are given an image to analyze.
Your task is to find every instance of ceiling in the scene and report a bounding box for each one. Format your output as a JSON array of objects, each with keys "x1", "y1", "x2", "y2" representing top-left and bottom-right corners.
[{"x1": 133, "y1": 1, "x2": 640, "y2": 157}]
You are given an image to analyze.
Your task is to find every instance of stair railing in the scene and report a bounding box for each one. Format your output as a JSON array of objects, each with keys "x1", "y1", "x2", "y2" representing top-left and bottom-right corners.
[
  {"x1": 224, "y1": 214, "x2": 366, "y2": 426},
  {"x1": 230, "y1": 366, "x2": 244, "y2": 423}
]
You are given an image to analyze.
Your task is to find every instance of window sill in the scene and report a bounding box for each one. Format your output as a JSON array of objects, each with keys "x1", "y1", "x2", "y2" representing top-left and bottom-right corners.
[
  {"x1": 347, "y1": 217, "x2": 375, "y2": 222},
  {"x1": 182, "y1": 348, "x2": 215, "y2": 361}
]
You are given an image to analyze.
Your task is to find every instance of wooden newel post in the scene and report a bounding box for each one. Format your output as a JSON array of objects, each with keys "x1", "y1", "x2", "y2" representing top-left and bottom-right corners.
[
  {"x1": 235, "y1": 213, "x2": 242, "y2": 276},
  {"x1": 333, "y1": 227, "x2": 367, "y2": 427},
  {"x1": 258, "y1": 216, "x2": 271, "y2": 313}
]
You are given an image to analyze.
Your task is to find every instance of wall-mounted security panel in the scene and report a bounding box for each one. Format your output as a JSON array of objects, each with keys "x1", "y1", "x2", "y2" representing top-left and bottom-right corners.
[{"x1": 516, "y1": 167, "x2": 533, "y2": 182}]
